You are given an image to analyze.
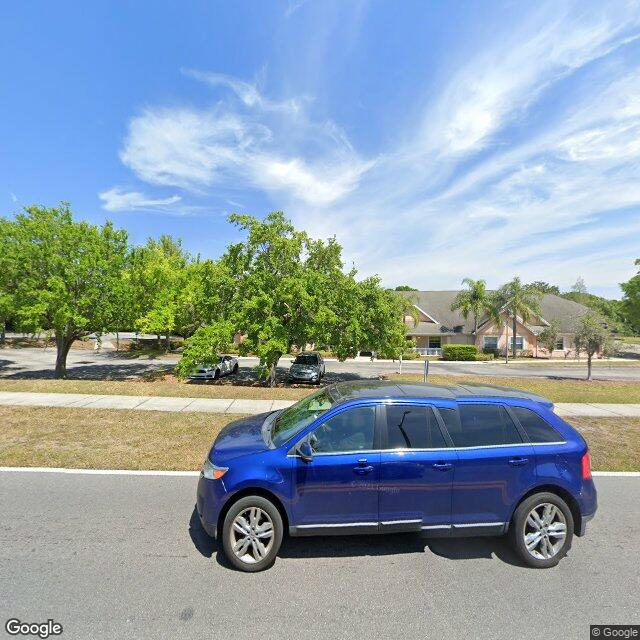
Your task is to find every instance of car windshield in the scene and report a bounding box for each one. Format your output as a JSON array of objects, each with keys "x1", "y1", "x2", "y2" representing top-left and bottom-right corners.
[
  {"x1": 271, "y1": 388, "x2": 334, "y2": 447},
  {"x1": 294, "y1": 354, "x2": 318, "y2": 365}
]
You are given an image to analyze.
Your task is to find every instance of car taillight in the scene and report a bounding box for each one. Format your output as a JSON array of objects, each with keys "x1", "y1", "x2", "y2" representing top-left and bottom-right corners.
[{"x1": 581, "y1": 451, "x2": 592, "y2": 479}]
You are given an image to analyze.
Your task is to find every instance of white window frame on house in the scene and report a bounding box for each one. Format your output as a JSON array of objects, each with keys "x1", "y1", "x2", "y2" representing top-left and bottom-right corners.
[
  {"x1": 483, "y1": 336, "x2": 499, "y2": 350},
  {"x1": 428, "y1": 336, "x2": 441, "y2": 349},
  {"x1": 514, "y1": 336, "x2": 524, "y2": 350},
  {"x1": 555, "y1": 337, "x2": 565, "y2": 350}
]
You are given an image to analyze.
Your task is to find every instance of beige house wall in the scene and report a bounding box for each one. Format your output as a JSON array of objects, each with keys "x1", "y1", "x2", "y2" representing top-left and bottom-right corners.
[{"x1": 408, "y1": 312, "x2": 584, "y2": 358}]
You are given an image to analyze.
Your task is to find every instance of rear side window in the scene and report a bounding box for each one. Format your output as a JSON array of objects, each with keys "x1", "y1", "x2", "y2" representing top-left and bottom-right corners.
[
  {"x1": 384, "y1": 405, "x2": 446, "y2": 449},
  {"x1": 451, "y1": 404, "x2": 523, "y2": 447},
  {"x1": 511, "y1": 407, "x2": 563, "y2": 443}
]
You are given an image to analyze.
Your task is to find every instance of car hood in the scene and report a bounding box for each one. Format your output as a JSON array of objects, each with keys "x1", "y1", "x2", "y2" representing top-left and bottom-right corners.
[
  {"x1": 290, "y1": 363, "x2": 319, "y2": 372},
  {"x1": 210, "y1": 412, "x2": 272, "y2": 463}
]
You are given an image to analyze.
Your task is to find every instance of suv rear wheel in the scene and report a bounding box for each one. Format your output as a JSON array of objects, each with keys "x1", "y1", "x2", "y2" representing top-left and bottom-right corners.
[
  {"x1": 222, "y1": 496, "x2": 283, "y2": 572},
  {"x1": 510, "y1": 492, "x2": 574, "y2": 568}
]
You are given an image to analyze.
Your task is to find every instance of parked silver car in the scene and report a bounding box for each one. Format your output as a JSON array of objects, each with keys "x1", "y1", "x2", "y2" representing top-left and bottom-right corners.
[
  {"x1": 288, "y1": 352, "x2": 325, "y2": 384},
  {"x1": 189, "y1": 355, "x2": 239, "y2": 380}
]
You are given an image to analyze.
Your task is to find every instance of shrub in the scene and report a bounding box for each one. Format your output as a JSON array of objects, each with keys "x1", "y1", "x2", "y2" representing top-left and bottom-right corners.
[
  {"x1": 475, "y1": 352, "x2": 494, "y2": 361},
  {"x1": 442, "y1": 344, "x2": 478, "y2": 361}
]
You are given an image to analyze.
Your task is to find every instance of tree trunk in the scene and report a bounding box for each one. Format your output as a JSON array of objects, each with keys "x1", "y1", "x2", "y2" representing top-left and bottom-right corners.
[
  {"x1": 157, "y1": 334, "x2": 161, "y2": 348},
  {"x1": 269, "y1": 362, "x2": 276, "y2": 388},
  {"x1": 587, "y1": 353, "x2": 593, "y2": 380},
  {"x1": 115, "y1": 331, "x2": 119, "y2": 352},
  {"x1": 165, "y1": 333, "x2": 171, "y2": 351},
  {"x1": 512, "y1": 314, "x2": 517, "y2": 357},
  {"x1": 0, "y1": 322, "x2": 5, "y2": 345},
  {"x1": 54, "y1": 333, "x2": 74, "y2": 379}
]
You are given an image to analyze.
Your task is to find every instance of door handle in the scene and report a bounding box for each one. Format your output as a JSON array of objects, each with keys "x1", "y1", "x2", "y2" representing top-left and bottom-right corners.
[
  {"x1": 353, "y1": 465, "x2": 374, "y2": 475},
  {"x1": 432, "y1": 462, "x2": 453, "y2": 471},
  {"x1": 508, "y1": 457, "x2": 529, "y2": 466},
  {"x1": 354, "y1": 459, "x2": 374, "y2": 475}
]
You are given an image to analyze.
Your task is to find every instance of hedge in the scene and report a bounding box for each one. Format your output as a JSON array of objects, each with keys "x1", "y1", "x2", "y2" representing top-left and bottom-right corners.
[{"x1": 442, "y1": 344, "x2": 478, "y2": 361}]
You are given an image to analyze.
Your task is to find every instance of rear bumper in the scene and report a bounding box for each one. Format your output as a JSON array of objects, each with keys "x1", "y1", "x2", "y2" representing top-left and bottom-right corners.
[{"x1": 577, "y1": 511, "x2": 595, "y2": 537}]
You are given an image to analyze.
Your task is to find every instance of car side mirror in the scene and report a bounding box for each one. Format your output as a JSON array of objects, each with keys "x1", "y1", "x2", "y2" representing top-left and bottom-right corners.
[{"x1": 296, "y1": 440, "x2": 313, "y2": 462}]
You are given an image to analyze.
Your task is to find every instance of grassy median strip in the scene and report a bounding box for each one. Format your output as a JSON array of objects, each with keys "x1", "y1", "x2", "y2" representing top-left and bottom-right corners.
[
  {"x1": 0, "y1": 406, "x2": 242, "y2": 471},
  {"x1": 0, "y1": 378, "x2": 311, "y2": 400},
  {"x1": 3, "y1": 374, "x2": 640, "y2": 404},
  {"x1": 0, "y1": 406, "x2": 638, "y2": 472},
  {"x1": 389, "y1": 374, "x2": 640, "y2": 403}
]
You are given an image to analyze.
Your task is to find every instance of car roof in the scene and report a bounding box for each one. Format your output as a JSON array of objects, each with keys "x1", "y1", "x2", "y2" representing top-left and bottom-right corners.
[{"x1": 326, "y1": 380, "x2": 551, "y2": 406}]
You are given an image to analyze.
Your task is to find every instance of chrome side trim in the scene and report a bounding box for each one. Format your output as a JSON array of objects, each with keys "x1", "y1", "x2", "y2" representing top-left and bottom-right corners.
[
  {"x1": 296, "y1": 522, "x2": 377, "y2": 529},
  {"x1": 421, "y1": 524, "x2": 451, "y2": 530},
  {"x1": 287, "y1": 442, "x2": 566, "y2": 457},
  {"x1": 452, "y1": 522, "x2": 506, "y2": 528},
  {"x1": 380, "y1": 519, "x2": 421, "y2": 526}
]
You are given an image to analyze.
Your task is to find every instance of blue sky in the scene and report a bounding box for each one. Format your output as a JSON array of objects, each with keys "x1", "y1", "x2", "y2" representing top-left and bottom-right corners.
[{"x1": 2, "y1": 1, "x2": 639, "y2": 298}]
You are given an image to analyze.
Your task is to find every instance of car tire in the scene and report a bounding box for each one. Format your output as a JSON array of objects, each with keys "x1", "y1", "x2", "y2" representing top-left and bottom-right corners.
[
  {"x1": 222, "y1": 496, "x2": 283, "y2": 572},
  {"x1": 232, "y1": 363, "x2": 239, "y2": 374},
  {"x1": 509, "y1": 492, "x2": 574, "y2": 568},
  {"x1": 213, "y1": 369, "x2": 220, "y2": 380}
]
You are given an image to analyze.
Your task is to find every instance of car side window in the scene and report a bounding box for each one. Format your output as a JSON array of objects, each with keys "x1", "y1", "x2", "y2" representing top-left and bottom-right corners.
[
  {"x1": 384, "y1": 405, "x2": 446, "y2": 449},
  {"x1": 310, "y1": 406, "x2": 376, "y2": 453},
  {"x1": 449, "y1": 404, "x2": 523, "y2": 447},
  {"x1": 511, "y1": 407, "x2": 563, "y2": 443}
]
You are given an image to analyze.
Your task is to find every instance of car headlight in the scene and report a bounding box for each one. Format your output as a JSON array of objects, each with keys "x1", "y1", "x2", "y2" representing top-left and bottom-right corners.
[{"x1": 201, "y1": 457, "x2": 228, "y2": 480}]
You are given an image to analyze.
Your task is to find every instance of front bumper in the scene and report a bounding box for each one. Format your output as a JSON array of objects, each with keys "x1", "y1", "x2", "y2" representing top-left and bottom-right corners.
[
  {"x1": 288, "y1": 371, "x2": 319, "y2": 381},
  {"x1": 196, "y1": 474, "x2": 228, "y2": 539}
]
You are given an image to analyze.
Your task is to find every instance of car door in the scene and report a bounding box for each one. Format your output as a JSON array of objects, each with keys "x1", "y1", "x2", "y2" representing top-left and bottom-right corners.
[
  {"x1": 438, "y1": 403, "x2": 535, "y2": 535},
  {"x1": 289, "y1": 404, "x2": 380, "y2": 534},
  {"x1": 378, "y1": 403, "x2": 455, "y2": 533}
]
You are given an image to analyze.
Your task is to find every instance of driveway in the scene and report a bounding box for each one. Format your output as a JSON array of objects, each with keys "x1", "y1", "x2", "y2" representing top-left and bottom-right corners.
[
  {"x1": 1, "y1": 471, "x2": 638, "y2": 640},
  {"x1": 2, "y1": 347, "x2": 640, "y2": 381}
]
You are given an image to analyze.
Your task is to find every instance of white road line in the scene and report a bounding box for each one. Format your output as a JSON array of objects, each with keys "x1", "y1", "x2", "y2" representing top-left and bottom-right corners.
[
  {"x1": 0, "y1": 467, "x2": 637, "y2": 477},
  {"x1": 0, "y1": 466, "x2": 200, "y2": 476}
]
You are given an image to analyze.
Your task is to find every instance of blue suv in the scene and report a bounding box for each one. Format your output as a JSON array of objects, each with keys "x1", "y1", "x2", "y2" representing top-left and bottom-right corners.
[{"x1": 196, "y1": 380, "x2": 597, "y2": 572}]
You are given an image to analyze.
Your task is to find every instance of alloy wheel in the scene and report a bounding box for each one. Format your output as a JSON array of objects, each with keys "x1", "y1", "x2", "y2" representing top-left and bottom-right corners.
[
  {"x1": 523, "y1": 502, "x2": 567, "y2": 560},
  {"x1": 229, "y1": 507, "x2": 275, "y2": 564}
]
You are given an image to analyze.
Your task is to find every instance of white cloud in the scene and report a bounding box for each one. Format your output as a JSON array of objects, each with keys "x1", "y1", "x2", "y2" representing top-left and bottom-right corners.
[
  {"x1": 118, "y1": 72, "x2": 372, "y2": 206},
  {"x1": 10, "y1": 192, "x2": 17, "y2": 202},
  {"x1": 99, "y1": 187, "x2": 182, "y2": 212}
]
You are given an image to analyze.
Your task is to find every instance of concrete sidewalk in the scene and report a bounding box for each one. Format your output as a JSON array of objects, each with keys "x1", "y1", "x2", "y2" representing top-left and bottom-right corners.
[
  {"x1": 1, "y1": 390, "x2": 640, "y2": 417},
  {"x1": 0, "y1": 391, "x2": 291, "y2": 414}
]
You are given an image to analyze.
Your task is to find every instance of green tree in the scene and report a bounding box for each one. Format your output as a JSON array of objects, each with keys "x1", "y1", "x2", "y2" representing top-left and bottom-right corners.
[
  {"x1": 496, "y1": 277, "x2": 542, "y2": 357},
  {"x1": 0, "y1": 203, "x2": 128, "y2": 377},
  {"x1": 394, "y1": 285, "x2": 418, "y2": 291},
  {"x1": 130, "y1": 236, "x2": 189, "y2": 349},
  {"x1": 175, "y1": 321, "x2": 236, "y2": 379},
  {"x1": 574, "y1": 313, "x2": 610, "y2": 380},
  {"x1": 181, "y1": 212, "x2": 414, "y2": 386},
  {"x1": 450, "y1": 278, "x2": 493, "y2": 344},
  {"x1": 537, "y1": 319, "x2": 561, "y2": 357},
  {"x1": 621, "y1": 259, "x2": 640, "y2": 334},
  {"x1": 527, "y1": 281, "x2": 560, "y2": 295}
]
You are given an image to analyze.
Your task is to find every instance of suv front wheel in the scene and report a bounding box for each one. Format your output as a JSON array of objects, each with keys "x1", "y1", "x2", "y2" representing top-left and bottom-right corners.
[
  {"x1": 509, "y1": 492, "x2": 574, "y2": 568},
  {"x1": 222, "y1": 496, "x2": 283, "y2": 572}
]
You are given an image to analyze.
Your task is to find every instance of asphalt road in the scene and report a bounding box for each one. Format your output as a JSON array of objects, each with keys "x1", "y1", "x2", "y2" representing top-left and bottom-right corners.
[
  {"x1": 2, "y1": 347, "x2": 640, "y2": 381},
  {"x1": 1, "y1": 472, "x2": 638, "y2": 640}
]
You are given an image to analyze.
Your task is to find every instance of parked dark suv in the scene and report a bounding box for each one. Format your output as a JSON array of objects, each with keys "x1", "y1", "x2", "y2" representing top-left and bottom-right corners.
[
  {"x1": 287, "y1": 351, "x2": 325, "y2": 384},
  {"x1": 197, "y1": 380, "x2": 597, "y2": 572}
]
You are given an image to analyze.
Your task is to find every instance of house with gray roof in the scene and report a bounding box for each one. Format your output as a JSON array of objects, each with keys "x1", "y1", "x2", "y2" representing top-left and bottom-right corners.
[{"x1": 399, "y1": 291, "x2": 590, "y2": 358}]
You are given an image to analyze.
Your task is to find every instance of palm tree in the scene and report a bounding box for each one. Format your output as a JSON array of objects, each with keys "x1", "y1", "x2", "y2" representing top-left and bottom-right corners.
[
  {"x1": 450, "y1": 278, "x2": 493, "y2": 346},
  {"x1": 495, "y1": 278, "x2": 542, "y2": 357}
]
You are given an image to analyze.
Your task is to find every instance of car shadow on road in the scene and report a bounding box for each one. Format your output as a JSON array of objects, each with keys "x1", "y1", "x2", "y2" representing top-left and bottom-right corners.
[{"x1": 188, "y1": 507, "x2": 526, "y2": 569}]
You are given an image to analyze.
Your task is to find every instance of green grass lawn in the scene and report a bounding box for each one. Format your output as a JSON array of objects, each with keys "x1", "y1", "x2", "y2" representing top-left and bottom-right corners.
[
  {"x1": 387, "y1": 373, "x2": 640, "y2": 403},
  {"x1": 1, "y1": 371, "x2": 640, "y2": 403},
  {"x1": 0, "y1": 406, "x2": 636, "y2": 471},
  {"x1": 0, "y1": 377, "x2": 312, "y2": 400}
]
